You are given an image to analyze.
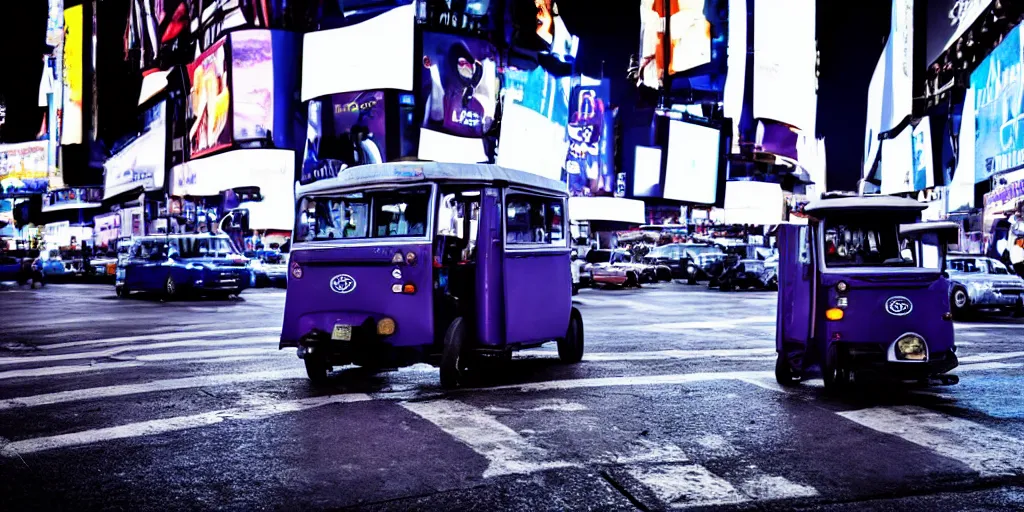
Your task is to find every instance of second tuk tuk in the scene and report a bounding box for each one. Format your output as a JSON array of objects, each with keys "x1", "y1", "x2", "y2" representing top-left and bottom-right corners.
[
  {"x1": 774, "y1": 195, "x2": 960, "y2": 390},
  {"x1": 280, "y1": 163, "x2": 585, "y2": 388}
]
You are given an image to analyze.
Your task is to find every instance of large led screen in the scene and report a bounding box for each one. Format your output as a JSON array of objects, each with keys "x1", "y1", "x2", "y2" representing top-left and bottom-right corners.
[
  {"x1": 301, "y1": 3, "x2": 415, "y2": 101},
  {"x1": 971, "y1": 23, "x2": 1024, "y2": 183},
  {"x1": 497, "y1": 65, "x2": 571, "y2": 180},
  {"x1": 638, "y1": 0, "x2": 712, "y2": 89},
  {"x1": 663, "y1": 119, "x2": 721, "y2": 204},
  {"x1": 301, "y1": 91, "x2": 389, "y2": 184},
  {"x1": 752, "y1": 0, "x2": 816, "y2": 132},
  {"x1": 925, "y1": 0, "x2": 993, "y2": 67},
  {"x1": 188, "y1": 37, "x2": 232, "y2": 158},
  {"x1": 46, "y1": 0, "x2": 63, "y2": 47},
  {"x1": 512, "y1": 0, "x2": 577, "y2": 57},
  {"x1": 0, "y1": 142, "x2": 50, "y2": 196},
  {"x1": 883, "y1": 0, "x2": 914, "y2": 133},
  {"x1": 564, "y1": 81, "x2": 613, "y2": 197},
  {"x1": 863, "y1": 52, "x2": 886, "y2": 180},
  {"x1": 418, "y1": 32, "x2": 498, "y2": 162},
  {"x1": 880, "y1": 127, "x2": 914, "y2": 195},
  {"x1": 61, "y1": 4, "x2": 83, "y2": 145},
  {"x1": 632, "y1": 146, "x2": 663, "y2": 197},
  {"x1": 912, "y1": 118, "x2": 935, "y2": 191},
  {"x1": 230, "y1": 30, "x2": 274, "y2": 142},
  {"x1": 104, "y1": 101, "x2": 167, "y2": 199}
]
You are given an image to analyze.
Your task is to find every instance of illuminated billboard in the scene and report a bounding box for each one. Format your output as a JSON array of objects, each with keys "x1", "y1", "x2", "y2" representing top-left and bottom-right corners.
[
  {"x1": 104, "y1": 101, "x2": 167, "y2": 199},
  {"x1": 188, "y1": 37, "x2": 232, "y2": 158},
  {"x1": 971, "y1": 23, "x2": 1024, "y2": 182},
  {"x1": 638, "y1": 0, "x2": 712, "y2": 89},
  {"x1": 418, "y1": 31, "x2": 498, "y2": 163},
  {"x1": 663, "y1": 119, "x2": 723, "y2": 204},
  {"x1": 565, "y1": 81, "x2": 613, "y2": 197},
  {"x1": 497, "y1": 65, "x2": 571, "y2": 180},
  {"x1": 230, "y1": 30, "x2": 274, "y2": 142},
  {"x1": 0, "y1": 142, "x2": 50, "y2": 197},
  {"x1": 61, "y1": 4, "x2": 83, "y2": 145},
  {"x1": 752, "y1": 0, "x2": 816, "y2": 132}
]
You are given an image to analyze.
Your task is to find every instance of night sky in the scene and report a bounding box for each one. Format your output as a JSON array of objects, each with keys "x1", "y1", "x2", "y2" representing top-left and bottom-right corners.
[{"x1": 0, "y1": 0, "x2": 892, "y2": 193}]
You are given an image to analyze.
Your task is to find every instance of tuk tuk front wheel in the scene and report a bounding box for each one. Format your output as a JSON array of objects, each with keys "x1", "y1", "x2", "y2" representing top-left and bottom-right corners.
[
  {"x1": 558, "y1": 308, "x2": 585, "y2": 364},
  {"x1": 440, "y1": 317, "x2": 467, "y2": 389}
]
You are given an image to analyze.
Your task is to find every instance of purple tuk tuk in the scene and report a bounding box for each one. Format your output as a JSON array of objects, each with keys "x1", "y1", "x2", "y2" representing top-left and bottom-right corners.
[
  {"x1": 774, "y1": 195, "x2": 960, "y2": 390},
  {"x1": 280, "y1": 162, "x2": 584, "y2": 388}
]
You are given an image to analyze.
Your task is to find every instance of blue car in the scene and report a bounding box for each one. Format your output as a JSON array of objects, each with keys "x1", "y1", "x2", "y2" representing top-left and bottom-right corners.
[
  {"x1": 0, "y1": 255, "x2": 25, "y2": 284},
  {"x1": 115, "y1": 234, "x2": 253, "y2": 299}
]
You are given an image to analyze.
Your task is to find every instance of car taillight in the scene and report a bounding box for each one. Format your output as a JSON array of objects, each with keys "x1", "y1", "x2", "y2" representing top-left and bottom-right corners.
[{"x1": 290, "y1": 260, "x2": 303, "y2": 279}]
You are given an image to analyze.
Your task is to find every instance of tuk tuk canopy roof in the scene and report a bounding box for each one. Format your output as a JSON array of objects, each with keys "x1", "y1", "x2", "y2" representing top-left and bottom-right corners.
[
  {"x1": 296, "y1": 163, "x2": 569, "y2": 198},
  {"x1": 899, "y1": 221, "x2": 961, "y2": 239},
  {"x1": 804, "y1": 195, "x2": 926, "y2": 216}
]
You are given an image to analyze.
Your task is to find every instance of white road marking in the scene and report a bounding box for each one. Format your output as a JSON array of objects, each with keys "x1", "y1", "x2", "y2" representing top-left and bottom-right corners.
[
  {"x1": 837, "y1": 406, "x2": 1024, "y2": 477},
  {"x1": 524, "y1": 348, "x2": 775, "y2": 362},
  {"x1": 636, "y1": 316, "x2": 776, "y2": 332},
  {"x1": 957, "y1": 351, "x2": 1024, "y2": 364},
  {"x1": 0, "y1": 369, "x2": 306, "y2": 411},
  {"x1": 606, "y1": 439, "x2": 690, "y2": 465},
  {"x1": 485, "y1": 399, "x2": 588, "y2": 413},
  {"x1": 627, "y1": 464, "x2": 746, "y2": 508},
  {"x1": 1, "y1": 315, "x2": 122, "y2": 329},
  {"x1": 134, "y1": 347, "x2": 277, "y2": 362},
  {"x1": 0, "y1": 336, "x2": 279, "y2": 366},
  {"x1": 0, "y1": 362, "x2": 145, "y2": 381},
  {"x1": 956, "y1": 362, "x2": 1024, "y2": 372},
  {"x1": 737, "y1": 474, "x2": 818, "y2": 500},
  {"x1": 39, "y1": 327, "x2": 281, "y2": 350},
  {"x1": 955, "y1": 322, "x2": 1024, "y2": 330},
  {"x1": 400, "y1": 399, "x2": 574, "y2": 478},
  {"x1": 0, "y1": 394, "x2": 371, "y2": 458},
  {"x1": 486, "y1": 371, "x2": 775, "y2": 393}
]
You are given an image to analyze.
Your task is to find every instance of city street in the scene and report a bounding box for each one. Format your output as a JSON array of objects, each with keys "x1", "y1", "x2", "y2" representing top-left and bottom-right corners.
[{"x1": 0, "y1": 283, "x2": 1023, "y2": 511}]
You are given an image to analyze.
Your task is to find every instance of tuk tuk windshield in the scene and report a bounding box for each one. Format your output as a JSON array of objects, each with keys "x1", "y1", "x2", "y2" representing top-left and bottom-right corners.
[
  {"x1": 296, "y1": 186, "x2": 430, "y2": 242},
  {"x1": 824, "y1": 220, "x2": 912, "y2": 268}
]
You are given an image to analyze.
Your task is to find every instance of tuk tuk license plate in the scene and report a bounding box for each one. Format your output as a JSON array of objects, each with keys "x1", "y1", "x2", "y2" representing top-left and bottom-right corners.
[{"x1": 332, "y1": 324, "x2": 352, "y2": 341}]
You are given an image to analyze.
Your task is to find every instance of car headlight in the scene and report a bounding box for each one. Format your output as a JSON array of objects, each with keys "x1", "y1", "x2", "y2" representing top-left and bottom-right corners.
[
  {"x1": 895, "y1": 334, "x2": 927, "y2": 361},
  {"x1": 966, "y1": 281, "x2": 993, "y2": 294}
]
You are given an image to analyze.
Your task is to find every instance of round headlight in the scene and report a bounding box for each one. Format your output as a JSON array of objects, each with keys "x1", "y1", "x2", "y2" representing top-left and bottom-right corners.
[
  {"x1": 895, "y1": 335, "x2": 927, "y2": 361},
  {"x1": 836, "y1": 281, "x2": 849, "y2": 293}
]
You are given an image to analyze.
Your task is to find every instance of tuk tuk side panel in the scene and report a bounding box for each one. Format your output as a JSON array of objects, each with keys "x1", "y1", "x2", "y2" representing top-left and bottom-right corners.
[
  {"x1": 776, "y1": 224, "x2": 814, "y2": 369},
  {"x1": 281, "y1": 243, "x2": 435, "y2": 348},
  {"x1": 475, "y1": 189, "x2": 505, "y2": 346},
  {"x1": 503, "y1": 251, "x2": 572, "y2": 345},
  {"x1": 818, "y1": 272, "x2": 955, "y2": 355}
]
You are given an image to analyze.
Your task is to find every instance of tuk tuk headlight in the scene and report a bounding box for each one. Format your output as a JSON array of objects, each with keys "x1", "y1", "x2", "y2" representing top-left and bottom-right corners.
[{"x1": 895, "y1": 334, "x2": 927, "y2": 361}]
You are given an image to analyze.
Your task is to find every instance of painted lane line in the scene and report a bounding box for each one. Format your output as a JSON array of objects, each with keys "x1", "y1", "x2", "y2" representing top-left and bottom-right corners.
[
  {"x1": 0, "y1": 368, "x2": 306, "y2": 411},
  {"x1": 0, "y1": 393, "x2": 371, "y2": 458},
  {"x1": 400, "y1": 399, "x2": 574, "y2": 478},
  {"x1": 524, "y1": 348, "x2": 776, "y2": 362},
  {"x1": 0, "y1": 336, "x2": 280, "y2": 366},
  {"x1": 955, "y1": 322, "x2": 1024, "y2": 330},
  {"x1": 737, "y1": 474, "x2": 819, "y2": 501},
  {"x1": 483, "y1": 371, "x2": 775, "y2": 393},
  {"x1": 38, "y1": 327, "x2": 281, "y2": 350},
  {"x1": 956, "y1": 362, "x2": 1024, "y2": 372},
  {"x1": 0, "y1": 362, "x2": 145, "y2": 381},
  {"x1": 837, "y1": 405, "x2": 1024, "y2": 477},
  {"x1": 957, "y1": 351, "x2": 1024, "y2": 364},
  {"x1": 627, "y1": 464, "x2": 747, "y2": 508},
  {"x1": 133, "y1": 348, "x2": 277, "y2": 362}
]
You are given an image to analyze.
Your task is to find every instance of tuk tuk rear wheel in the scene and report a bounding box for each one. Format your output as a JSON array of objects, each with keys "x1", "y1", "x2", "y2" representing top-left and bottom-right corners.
[
  {"x1": 558, "y1": 308, "x2": 585, "y2": 364},
  {"x1": 304, "y1": 356, "x2": 331, "y2": 385},
  {"x1": 440, "y1": 317, "x2": 467, "y2": 389},
  {"x1": 775, "y1": 354, "x2": 800, "y2": 386},
  {"x1": 822, "y1": 345, "x2": 849, "y2": 392}
]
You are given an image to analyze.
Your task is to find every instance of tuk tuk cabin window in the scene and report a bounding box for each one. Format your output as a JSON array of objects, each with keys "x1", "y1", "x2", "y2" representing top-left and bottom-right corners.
[
  {"x1": 823, "y1": 220, "x2": 911, "y2": 268},
  {"x1": 505, "y1": 194, "x2": 565, "y2": 245},
  {"x1": 296, "y1": 187, "x2": 430, "y2": 242}
]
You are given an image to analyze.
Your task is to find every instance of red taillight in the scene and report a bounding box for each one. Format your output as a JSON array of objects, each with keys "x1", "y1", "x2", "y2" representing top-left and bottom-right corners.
[
  {"x1": 290, "y1": 261, "x2": 303, "y2": 279},
  {"x1": 403, "y1": 283, "x2": 416, "y2": 294}
]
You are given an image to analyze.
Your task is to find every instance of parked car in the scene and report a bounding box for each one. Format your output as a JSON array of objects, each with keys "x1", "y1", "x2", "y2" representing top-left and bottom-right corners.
[
  {"x1": 116, "y1": 234, "x2": 253, "y2": 299},
  {"x1": 588, "y1": 249, "x2": 642, "y2": 288},
  {"x1": 685, "y1": 249, "x2": 729, "y2": 285},
  {"x1": 717, "y1": 258, "x2": 770, "y2": 291},
  {"x1": 947, "y1": 255, "x2": 1024, "y2": 318},
  {"x1": 0, "y1": 254, "x2": 26, "y2": 284},
  {"x1": 644, "y1": 243, "x2": 709, "y2": 280},
  {"x1": 247, "y1": 249, "x2": 288, "y2": 288}
]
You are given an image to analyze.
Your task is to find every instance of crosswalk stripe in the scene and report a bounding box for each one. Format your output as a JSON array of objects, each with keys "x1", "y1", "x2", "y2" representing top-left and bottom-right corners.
[
  {"x1": 0, "y1": 394, "x2": 372, "y2": 458},
  {"x1": 0, "y1": 336, "x2": 279, "y2": 366},
  {"x1": 957, "y1": 351, "x2": 1024, "y2": 364},
  {"x1": 400, "y1": 399, "x2": 575, "y2": 478},
  {"x1": 627, "y1": 464, "x2": 747, "y2": 508},
  {"x1": 133, "y1": 347, "x2": 279, "y2": 362},
  {"x1": 0, "y1": 362, "x2": 145, "y2": 381},
  {"x1": 524, "y1": 348, "x2": 776, "y2": 362},
  {"x1": 0, "y1": 369, "x2": 306, "y2": 411},
  {"x1": 837, "y1": 405, "x2": 1024, "y2": 477},
  {"x1": 635, "y1": 316, "x2": 776, "y2": 332},
  {"x1": 38, "y1": 327, "x2": 281, "y2": 350}
]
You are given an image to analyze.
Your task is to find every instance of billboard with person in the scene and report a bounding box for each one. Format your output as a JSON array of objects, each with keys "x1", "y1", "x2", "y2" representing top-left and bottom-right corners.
[{"x1": 188, "y1": 37, "x2": 232, "y2": 158}]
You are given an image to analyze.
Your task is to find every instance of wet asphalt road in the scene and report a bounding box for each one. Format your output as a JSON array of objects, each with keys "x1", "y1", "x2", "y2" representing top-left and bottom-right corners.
[{"x1": 0, "y1": 281, "x2": 1022, "y2": 511}]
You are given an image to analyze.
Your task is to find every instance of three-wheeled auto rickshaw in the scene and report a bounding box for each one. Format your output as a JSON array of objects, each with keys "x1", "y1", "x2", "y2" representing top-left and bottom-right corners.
[
  {"x1": 774, "y1": 196, "x2": 960, "y2": 390},
  {"x1": 280, "y1": 163, "x2": 585, "y2": 388}
]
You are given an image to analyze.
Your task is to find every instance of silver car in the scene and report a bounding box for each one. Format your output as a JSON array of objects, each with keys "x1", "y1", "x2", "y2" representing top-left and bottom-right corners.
[{"x1": 948, "y1": 256, "x2": 1024, "y2": 318}]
